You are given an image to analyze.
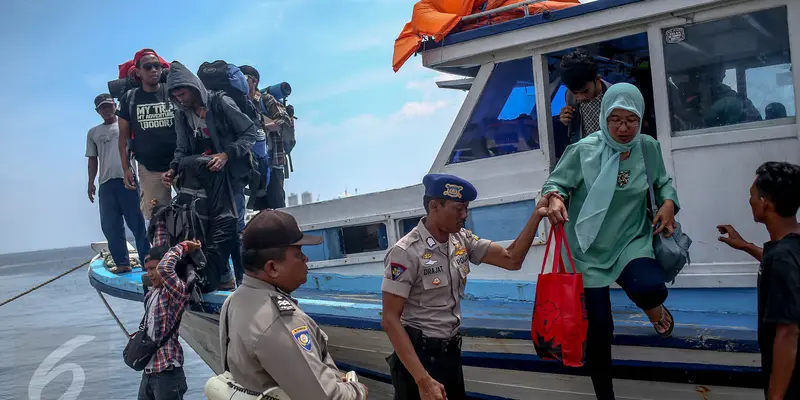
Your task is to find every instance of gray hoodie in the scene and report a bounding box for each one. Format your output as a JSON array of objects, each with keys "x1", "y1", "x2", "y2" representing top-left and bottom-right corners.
[{"x1": 166, "y1": 61, "x2": 256, "y2": 180}]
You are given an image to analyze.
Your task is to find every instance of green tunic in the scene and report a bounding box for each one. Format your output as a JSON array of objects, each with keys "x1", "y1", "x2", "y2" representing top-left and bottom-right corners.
[{"x1": 542, "y1": 135, "x2": 680, "y2": 288}]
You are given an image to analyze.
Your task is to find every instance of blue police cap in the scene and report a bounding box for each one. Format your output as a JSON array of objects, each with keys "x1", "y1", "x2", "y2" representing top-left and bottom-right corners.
[{"x1": 422, "y1": 174, "x2": 477, "y2": 202}]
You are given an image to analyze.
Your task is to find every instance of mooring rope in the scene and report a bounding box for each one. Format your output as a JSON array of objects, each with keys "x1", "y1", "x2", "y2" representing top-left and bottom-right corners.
[
  {"x1": 96, "y1": 289, "x2": 130, "y2": 337},
  {"x1": 0, "y1": 258, "x2": 92, "y2": 308}
]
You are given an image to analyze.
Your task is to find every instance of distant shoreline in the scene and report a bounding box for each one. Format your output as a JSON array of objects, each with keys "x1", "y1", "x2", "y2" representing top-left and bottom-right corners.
[{"x1": 0, "y1": 245, "x2": 95, "y2": 260}]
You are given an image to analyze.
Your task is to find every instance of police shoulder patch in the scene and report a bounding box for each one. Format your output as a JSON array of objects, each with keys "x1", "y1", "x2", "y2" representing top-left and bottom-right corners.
[
  {"x1": 390, "y1": 262, "x2": 407, "y2": 280},
  {"x1": 291, "y1": 326, "x2": 313, "y2": 352},
  {"x1": 271, "y1": 294, "x2": 295, "y2": 316}
]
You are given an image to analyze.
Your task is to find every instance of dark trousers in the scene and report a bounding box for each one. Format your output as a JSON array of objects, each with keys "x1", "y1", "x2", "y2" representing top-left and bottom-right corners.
[
  {"x1": 388, "y1": 328, "x2": 466, "y2": 400},
  {"x1": 266, "y1": 167, "x2": 286, "y2": 209},
  {"x1": 584, "y1": 257, "x2": 668, "y2": 400},
  {"x1": 230, "y1": 188, "x2": 246, "y2": 285},
  {"x1": 137, "y1": 367, "x2": 187, "y2": 400},
  {"x1": 98, "y1": 178, "x2": 150, "y2": 266}
]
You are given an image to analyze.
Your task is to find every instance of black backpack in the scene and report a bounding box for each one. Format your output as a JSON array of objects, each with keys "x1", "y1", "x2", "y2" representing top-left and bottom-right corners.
[{"x1": 197, "y1": 61, "x2": 259, "y2": 130}]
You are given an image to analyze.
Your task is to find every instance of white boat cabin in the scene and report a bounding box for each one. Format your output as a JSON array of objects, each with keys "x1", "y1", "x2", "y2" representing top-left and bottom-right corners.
[{"x1": 278, "y1": 0, "x2": 800, "y2": 289}]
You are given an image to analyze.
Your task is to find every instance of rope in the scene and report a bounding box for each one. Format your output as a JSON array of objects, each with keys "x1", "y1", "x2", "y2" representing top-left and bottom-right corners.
[
  {"x1": 96, "y1": 289, "x2": 131, "y2": 337},
  {"x1": 0, "y1": 259, "x2": 92, "y2": 308}
]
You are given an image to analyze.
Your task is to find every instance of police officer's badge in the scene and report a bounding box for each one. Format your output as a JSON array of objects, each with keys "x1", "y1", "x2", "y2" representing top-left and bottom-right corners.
[
  {"x1": 426, "y1": 237, "x2": 437, "y2": 248},
  {"x1": 455, "y1": 246, "x2": 467, "y2": 256},
  {"x1": 422, "y1": 251, "x2": 433, "y2": 259},
  {"x1": 443, "y1": 184, "x2": 463, "y2": 199},
  {"x1": 432, "y1": 277, "x2": 441, "y2": 286},
  {"x1": 292, "y1": 326, "x2": 313, "y2": 352}
]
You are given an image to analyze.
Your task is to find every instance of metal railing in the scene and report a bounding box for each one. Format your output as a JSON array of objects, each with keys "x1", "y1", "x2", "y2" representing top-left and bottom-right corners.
[{"x1": 461, "y1": 0, "x2": 550, "y2": 22}]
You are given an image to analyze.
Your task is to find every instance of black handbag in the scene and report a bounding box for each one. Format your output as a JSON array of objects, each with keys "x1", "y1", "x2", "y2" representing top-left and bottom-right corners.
[{"x1": 123, "y1": 299, "x2": 183, "y2": 371}]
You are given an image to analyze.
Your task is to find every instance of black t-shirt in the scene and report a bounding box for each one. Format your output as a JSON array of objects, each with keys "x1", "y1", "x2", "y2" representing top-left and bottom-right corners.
[
  {"x1": 118, "y1": 86, "x2": 177, "y2": 172},
  {"x1": 758, "y1": 232, "x2": 800, "y2": 397}
]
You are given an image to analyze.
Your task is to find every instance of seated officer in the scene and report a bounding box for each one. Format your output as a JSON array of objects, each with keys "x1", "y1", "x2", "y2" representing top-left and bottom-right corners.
[
  {"x1": 381, "y1": 174, "x2": 552, "y2": 400},
  {"x1": 219, "y1": 210, "x2": 368, "y2": 399}
]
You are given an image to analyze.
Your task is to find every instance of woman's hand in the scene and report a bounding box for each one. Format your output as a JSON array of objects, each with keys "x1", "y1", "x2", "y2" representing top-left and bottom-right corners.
[
  {"x1": 653, "y1": 200, "x2": 677, "y2": 237},
  {"x1": 546, "y1": 193, "x2": 569, "y2": 225}
]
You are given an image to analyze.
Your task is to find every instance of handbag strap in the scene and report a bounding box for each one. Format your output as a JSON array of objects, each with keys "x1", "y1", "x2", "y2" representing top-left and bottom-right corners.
[
  {"x1": 223, "y1": 303, "x2": 231, "y2": 372},
  {"x1": 558, "y1": 225, "x2": 577, "y2": 274},
  {"x1": 157, "y1": 311, "x2": 183, "y2": 348},
  {"x1": 539, "y1": 224, "x2": 577, "y2": 275},
  {"x1": 640, "y1": 139, "x2": 659, "y2": 216}
]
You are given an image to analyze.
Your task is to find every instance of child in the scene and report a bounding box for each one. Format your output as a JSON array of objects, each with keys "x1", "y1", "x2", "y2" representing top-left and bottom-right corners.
[{"x1": 718, "y1": 161, "x2": 800, "y2": 399}]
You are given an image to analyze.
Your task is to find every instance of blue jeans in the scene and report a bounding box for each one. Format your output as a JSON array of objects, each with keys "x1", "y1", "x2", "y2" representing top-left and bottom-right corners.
[
  {"x1": 99, "y1": 178, "x2": 150, "y2": 267},
  {"x1": 583, "y1": 257, "x2": 668, "y2": 400}
]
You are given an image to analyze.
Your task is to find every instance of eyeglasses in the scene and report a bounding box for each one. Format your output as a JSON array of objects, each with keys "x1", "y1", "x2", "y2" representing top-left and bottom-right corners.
[
  {"x1": 608, "y1": 119, "x2": 640, "y2": 128},
  {"x1": 141, "y1": 62, "x2": 162, "y2": 71}
]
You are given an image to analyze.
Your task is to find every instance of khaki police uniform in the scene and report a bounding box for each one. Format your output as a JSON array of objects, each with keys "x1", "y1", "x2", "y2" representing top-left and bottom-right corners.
[
  {"x1": 382, "y1": 218, "x2": 492, "y2": 399},
  {"x1": 220, "y1": 275, "x2": 367, "y2": 400}
]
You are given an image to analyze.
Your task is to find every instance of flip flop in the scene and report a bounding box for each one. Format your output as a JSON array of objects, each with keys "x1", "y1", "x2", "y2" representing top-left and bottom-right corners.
[{"x1": 652, "y1": 305, "x2": 674, "y2": 338}]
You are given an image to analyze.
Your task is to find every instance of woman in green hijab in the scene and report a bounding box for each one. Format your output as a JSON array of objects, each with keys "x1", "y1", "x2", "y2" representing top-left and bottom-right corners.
[{"x1": 542, "y1": 83, "x2": 680, "y2": 400}]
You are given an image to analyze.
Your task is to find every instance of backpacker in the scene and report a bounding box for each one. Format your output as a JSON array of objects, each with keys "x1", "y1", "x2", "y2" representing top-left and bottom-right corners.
[{"x1": 197, "y1": 60, "x2": 261, "y2": 185}]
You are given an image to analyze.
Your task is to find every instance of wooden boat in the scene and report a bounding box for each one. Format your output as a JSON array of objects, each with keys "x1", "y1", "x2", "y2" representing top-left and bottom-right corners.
[{"x1": 90, "y1": 0, "x2": 800, "y2": 397}]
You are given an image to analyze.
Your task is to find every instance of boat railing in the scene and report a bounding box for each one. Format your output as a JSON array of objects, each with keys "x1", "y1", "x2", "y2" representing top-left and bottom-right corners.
[{"x1": 461, "y1": 0, "x2": 549, "y2": 22}]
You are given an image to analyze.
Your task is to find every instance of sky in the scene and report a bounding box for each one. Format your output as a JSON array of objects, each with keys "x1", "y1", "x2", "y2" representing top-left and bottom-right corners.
[{"x1": 0, "y1": 0, "x2": 473, "y2": 254}]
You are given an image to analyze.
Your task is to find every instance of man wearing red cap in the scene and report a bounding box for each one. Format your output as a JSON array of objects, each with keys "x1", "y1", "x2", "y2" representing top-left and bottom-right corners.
[{"x1": 117, "y1": 49, "x2": 176, "y2": 220}]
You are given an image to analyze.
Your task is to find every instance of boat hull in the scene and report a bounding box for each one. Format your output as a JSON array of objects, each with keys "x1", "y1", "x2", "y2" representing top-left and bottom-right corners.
[
  {"x1": 176, "y1": 310, "x2": 762, "y2": 399},
  {"x1": 88, "y1": 252, "x2": 765, "y2": 399}
]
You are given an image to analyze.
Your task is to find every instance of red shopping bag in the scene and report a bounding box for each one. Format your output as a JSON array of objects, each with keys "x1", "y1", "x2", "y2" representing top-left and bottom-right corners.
[{"x1": 531, "y1": 224, "x2": 588, "y2": 367}]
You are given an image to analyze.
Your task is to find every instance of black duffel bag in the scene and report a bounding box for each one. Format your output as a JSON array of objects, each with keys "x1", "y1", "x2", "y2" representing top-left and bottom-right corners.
[{"x1": 123, "y1": 302, "x2": 183, "y2": 371}]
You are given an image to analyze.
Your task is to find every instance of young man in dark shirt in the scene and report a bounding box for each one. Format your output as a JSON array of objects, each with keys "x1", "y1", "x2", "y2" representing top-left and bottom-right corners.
[
  {"x1": 557, "y1": 49, "x2": 611, "y2": 144},
  {"x1": 118, "y1": 48, "x2": 176, "y2": 219},
  {"x1": 718, "y1": 161, "x2": 800, "y2": 399}
]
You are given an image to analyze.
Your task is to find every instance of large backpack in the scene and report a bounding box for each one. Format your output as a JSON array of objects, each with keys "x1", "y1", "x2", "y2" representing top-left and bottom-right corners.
[{"x1": 197, "y1": 61, "x2": 259, "y2": 129}]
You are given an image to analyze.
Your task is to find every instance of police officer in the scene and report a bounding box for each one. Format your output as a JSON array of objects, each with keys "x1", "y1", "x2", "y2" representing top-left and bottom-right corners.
[
  {"x1": 381, "y1": 174, "x2": 551, "y2": 400},
  {"x1": 220, "y1": 210, "x2": 369, "y2": 399}
]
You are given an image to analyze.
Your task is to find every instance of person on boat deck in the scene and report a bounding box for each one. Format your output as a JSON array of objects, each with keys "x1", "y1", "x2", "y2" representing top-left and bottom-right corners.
[
  {"x1": 138, "y1": 240, "x2": 197, "y2": 400},
  {"x1": 240, "y1": 65, "x2": 292, "y2": 211},
  {"x1": 381, "y1": 174, "x2": 552, "y2": 400},
  {"x1": 163, "y1": 60, "x2": 257, "y2": 291},
  {"x1": 717, "y1": 162, "x2": 800, "y2": 400},
  {"x1": 542, "y1": 83, "x2": 680, "y2": 400},
  {"x1": 117, "y1": 48, "x2": 176, "y2": 220},
  {"x1": 219, "y1": 210, "x2": 369, "y2": 399},
  {"x1": 558, "y1": 48, "x2": 611, "y2": 145},
  {"x1": 86, "y1": 93, "x2": 150, "y2": 274}
]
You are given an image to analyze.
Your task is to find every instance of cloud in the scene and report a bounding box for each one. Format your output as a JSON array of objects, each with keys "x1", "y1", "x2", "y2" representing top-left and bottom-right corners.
[
  {"x1": 399, "y1": 100, "x2": 449, "y2": 117},
  {"x1": 284, "y1": 74, "x2": 466, "y2": 201}
]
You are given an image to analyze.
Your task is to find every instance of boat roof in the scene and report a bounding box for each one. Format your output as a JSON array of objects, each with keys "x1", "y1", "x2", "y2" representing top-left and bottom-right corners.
[{"x1": 422, "y1": 0, "x2": 644, "y2": 51}]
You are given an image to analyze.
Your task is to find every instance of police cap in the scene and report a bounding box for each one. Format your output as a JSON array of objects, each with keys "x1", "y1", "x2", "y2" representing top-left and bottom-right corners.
[{"x1": 422, "y1": 174, "x2": 477, "y2": 202}]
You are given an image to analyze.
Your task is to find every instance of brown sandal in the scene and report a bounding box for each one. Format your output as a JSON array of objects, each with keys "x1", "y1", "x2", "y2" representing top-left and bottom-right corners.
[{"x1": 109, "y1": 264, "x2": 132, "y2": 274}]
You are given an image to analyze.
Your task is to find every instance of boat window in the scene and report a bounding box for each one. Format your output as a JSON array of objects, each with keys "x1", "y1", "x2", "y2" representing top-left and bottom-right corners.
[
  {"x1": 663, "y1": 7, "x2": 794, "y2": 134},
  {"x1": 400, "y1": 217, "x2": 422, "y2": 237},
  {"x1": 447, "y1": 57, "x2": 540, "y2": 164},
  {"x1": 545, "y1": 32, "x2": 654, "y2": 159},
  {"x1": 340, "y1": 223, "x2": 388, "y2": 255}
]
